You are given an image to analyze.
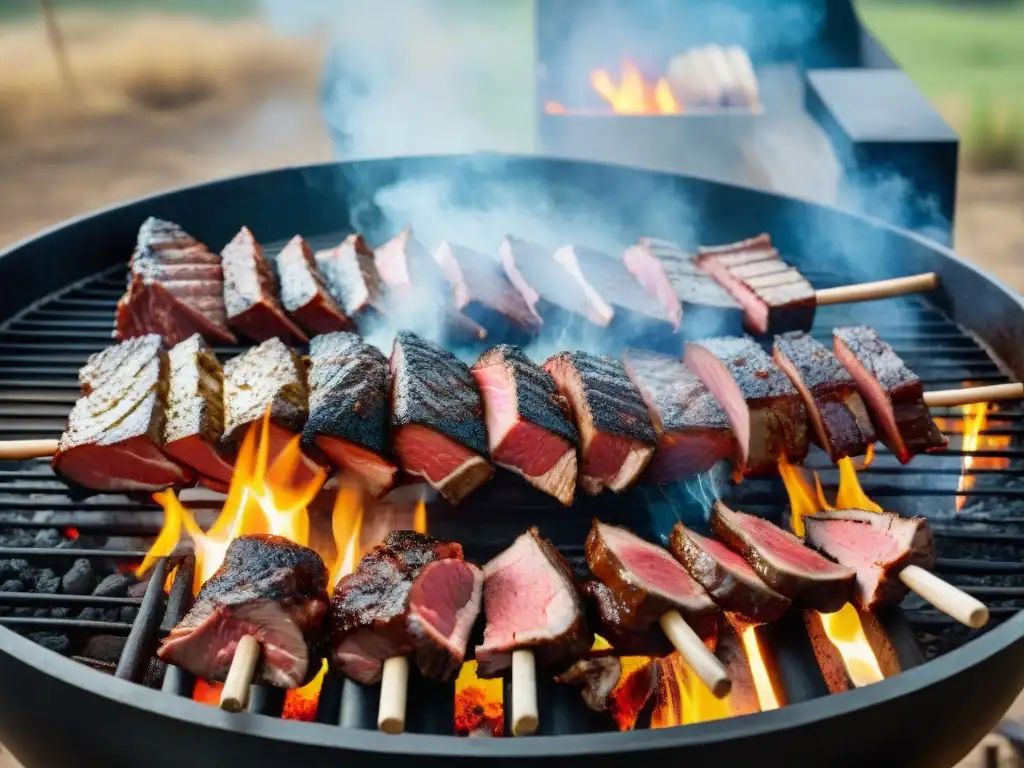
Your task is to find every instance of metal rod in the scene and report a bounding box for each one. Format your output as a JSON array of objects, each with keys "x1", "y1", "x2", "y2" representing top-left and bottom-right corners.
[
  {"x1": 0, "y1": 547, "x2": 148, "y2": 559},
  {"x1": 114, "y1": 558, "x2": 168, "y2": 681},
  {"x1": 0, "y1": 593, "x2": 142, "y2": 607},
  {"x1": 0, "y1": 617, "x2": 133, "y2": 633}
]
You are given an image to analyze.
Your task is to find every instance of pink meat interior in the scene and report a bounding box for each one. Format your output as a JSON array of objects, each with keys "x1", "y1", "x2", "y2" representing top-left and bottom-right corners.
[
  {"x1": 622, "y1": 243, "x2": 683, "y2": 329},
  {"x1": 698, "y1": 257, "x2": 768, "y2": 333},
  {"x1": 689, "y1": 530, "x2": 761, "y2": 581},
  {"x1": 810, "y1": 519, "x2": 902, "y2": 571},
  {"x1": 737, "y1": 513, "x2": 849, "y2": 574},
  {"x1": 408, "y1": 558, "x2": 482, "y2": 655},
  {"x1": 685, "y1": 344, "x2": 750, "y2": 471},
  {"x1": 393, "y1": 424, "x2": 479, "y2": 485},
  {"x1": 833, "y1": 337, "x2": 907, "y2": 458},
  {"x1": 600, "y1": 523, "x2": 703, "y2": 599}
]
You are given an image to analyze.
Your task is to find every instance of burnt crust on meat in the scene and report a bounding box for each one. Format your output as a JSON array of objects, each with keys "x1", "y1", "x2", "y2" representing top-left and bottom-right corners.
[
  {"x1": 689, "y1": 337, "x2": 799, "y2": 403},
  {"x1": 623, "y1": 349, "x2": 730, "y2": 433},
  {"x1": 222, "y1": 337, "x2": 308, "y2": 446},
  {"x1": 315, "y1": 234, "x2": 388, "y2": 317},
  {"x1": 577, "y1": 579, "x2": 679, "y2": 657},
  {"x1": 834, "y1": 326, "x2": 921, "y2": 393}
]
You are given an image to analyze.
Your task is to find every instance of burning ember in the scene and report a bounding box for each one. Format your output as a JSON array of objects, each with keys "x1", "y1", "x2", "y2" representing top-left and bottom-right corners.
[
  {"x1": 454, "y1": 661, "x2": 504, "y2": 737},
  {"x1": 546, "y1": 58, "x2": 679, "y2": 116},
  {"x1": 932, "y1": 392, "x2": 1010, "y2": 512}
]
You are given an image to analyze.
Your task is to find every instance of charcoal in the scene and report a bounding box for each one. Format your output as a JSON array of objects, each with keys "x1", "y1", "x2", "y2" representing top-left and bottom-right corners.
[
  {"x1": 0, "y1": 579, "x2": 24, "y2": 592},
  {"x1": 13, "y1": 607, "x2": 32, "y2": 617},
  {"x1": 34, "y1": 569, "x2": 60, "y2": 594},
  {"x1": 62, "y1": 558, "x2": 95, "y2": 595},
  {"x1": 79, "y1": 607, "x2": 120, "y2": 623},
  {"x1": 49, "y1": 607, "x2": 70, "y2": 619},
  {"x1": 34, "y1": 528, "x2": 64, "y2": 548},
  {"x1": 121, "y1": 607, "x2": 139, "y2": 624},
  {"x1": 0, "y1": 559, "x2": 29, "y2": 579},
  {"x1": 93, "y1": 573, "x2": 133, "y2": 598},
  {"x1": 29, "y1": 632, "x2": 70, "y2": 654}
]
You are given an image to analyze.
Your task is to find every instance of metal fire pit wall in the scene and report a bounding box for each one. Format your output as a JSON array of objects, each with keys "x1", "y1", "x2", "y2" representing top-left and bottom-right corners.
[{"x1": 1, "y1": 155, "x2": 1024, "y2": 768}]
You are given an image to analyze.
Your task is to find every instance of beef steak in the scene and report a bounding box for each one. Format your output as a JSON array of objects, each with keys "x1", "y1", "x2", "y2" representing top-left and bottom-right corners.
[
  {"x1": 315, "y1": 234, "x2": 388, "y2": 321},
  {"x1": 275, "y1": 235, "x2": 353, "y2": 335}
]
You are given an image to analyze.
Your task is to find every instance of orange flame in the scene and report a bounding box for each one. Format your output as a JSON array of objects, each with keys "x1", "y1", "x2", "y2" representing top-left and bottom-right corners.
[
  {"x1": 741, "y1": 627, "x2": 780, "y2": 711},
  {"x1": 650, "y1": 652, "x2": 732, "y2": 727},
  {"x1": 454, "y1": 661, "x2": 504, "y2": 737},
  {"x1": 546, "y1": 58, "x2": 681, "y2": 116},
  {"x1": 934, "y1": 398, "x2": 1010, "y2": 513}
]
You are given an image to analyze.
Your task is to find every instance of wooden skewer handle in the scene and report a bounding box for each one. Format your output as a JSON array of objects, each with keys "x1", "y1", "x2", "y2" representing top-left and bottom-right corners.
[
  {"x1": 377, "y1": 655, "x2": 410, "y2": 735},
  {"x1": 923, "y1": 383, "x2": 1024, "y2": 409},
  {"x1": 220, "y1": 635, "x2": 261, "y2": 712},
  {"x1": 659, "y1": 609, "x2": 732, "y2": 698},
  {"x1": 0, "y1": 439, "x2": 59, "y2": 460},
  {"x1": 899, "y1": 565, "x2": 989, "y2": 629},
  {"x1": 815, "y1": 273, "x2": 938, "y2": 306},
  {"x1": 511, "y1": 648, "x2": 539, "y2": 737}
]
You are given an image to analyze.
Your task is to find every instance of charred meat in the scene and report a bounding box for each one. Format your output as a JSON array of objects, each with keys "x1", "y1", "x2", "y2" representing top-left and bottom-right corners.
[
  {"x1": 471, "y1": 345, "x2": 579, "y2": 504},
  {"x1": 390, "y1": 331, "x2": 493, "y2": 504},
  {"x1": 684, "y1": 335, "x2": 808, "y2": 475},
  {"x1": 330, "y1": 531, "x2": 482, "y2": 684},
  {"x1": 275, "y1": 235, "x2": 353, "y2": 335},
  {"x1": 772, "y1": 331, "x2": 875, "y2": 460},
  {"x1": 221, "y1": 226, "x2": 308, "y2": 345},
  {"x1": 556, "y1": 657, "x2": 623, "y2": 714},
  {"x1": 544, "y1": 351, "x2": 657, "y2": 494},
  {"x1": 158, "y1": 534, "x2": 329, "y2": 687},
  {"x1": 804, "y1": 509, "x2": 935, "y2": 611},
  {"x1": 302, "y1": 332, "x2": 397, "y2": 497},
  {"x1": 669, "y1": 523, "x2": 791, "y2": 623},
  {"x1": 115, "y1": 218, "x2": 236, "y2": 346},
  {"x1": 833, "y1": 326, "x2": 947, "y2": 463},
  {"x1": 710, "y1": 502, "x2": 855, "y2": 613},
  {"x1": 623, "y1": 348, "x2": 737, "y2": 482},
  {"x1": 475, "y1": 528, "x2": 593, "y2": 677},
  {"x1": 80, "y1": 333, "x2": 163, "y2": 394},
  {"x1": 578, "y1": 579, "x2": 674, "y2": 657},
  {"x1": 315, "y1": 234, "x2": 388, "y2": 320}
]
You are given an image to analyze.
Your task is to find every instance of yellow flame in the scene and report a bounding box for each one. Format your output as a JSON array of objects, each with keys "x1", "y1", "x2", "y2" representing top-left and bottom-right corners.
[
  {"x1": 741, "y1": 627, "x2": 780, "y2": 711},
  {"x1": 818, "y1": 605, "x2": 886, "y2": 686},
  {"x1": 590, "y1": 58, "x2": 681, "y2": 115},
  {"x1": 651, "y1": 653, "x2": 732, "y2": 727},
  {"x1": 834, "y1": 457, "x2": 882, "y2": 512}
]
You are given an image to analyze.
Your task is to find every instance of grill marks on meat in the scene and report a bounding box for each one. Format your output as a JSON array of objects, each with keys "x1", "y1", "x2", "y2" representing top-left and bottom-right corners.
[
  {"x1": 544, "y1": 352, "x2": 657, "y2": 494},
  {"x1": 390, "y1": 331, "x2": 493, "y2": 504},
  {"x1": 711, "y1": 502, "x2": 855, "y2": 613},
  {"x1": 163, "y1": 334, "x2": 233, "y2": 490},
  {"x1": 221, "y1": 227, "x2": 308, "y2": 345},
  {"x1": 804, "y1": 509, "x2": 935, "y2": 611},
  {"x1": 315, "y1": 234, "x2": 388, "y2": 320},
  {"x1": 158, "y1": 534, "x2": 329, "y2": 687},
  {"x1": 623, "y1": 349, "x2": 737, "y2": 482},
  {"x1": 80, "y1": 333, "x2": 163, "y2": 394},
  {"x1": 696, "y1": 234, "x2": 816, "y2": 334},
  {"x1": 772, "y1": 331, "x2": 875, "y2": 460},
  {"x1": 669, "y1": 523, "x2": 790, "y2": 623},
  {"x1": 471, "y1": 345, "x2": 579, "y2": 504},
  {"x1": 53, "y1": 337, "x2": 195, "y2": 491},
  {"x1": 302, "y1": 332, "x2": 397, "y2": 497},
  {"x1": 684, "y1": 336, "x2": 808, "y2": 476},
  {"x1": 433, "y1": 240, "x2": 541, "y2": 339},
  {"x1": 475, "y1": 528, "x2": 593, "y2": 677},
  {"x1": 623, "y1": 238, "x2": 742, "y2": 339},
  {"x1": 833, "y1": 326, "x2": 947, "y2": 463},
  {"x1": 115, "y1": 218, "x2": 236, "y2": 346},
  {"x1": 275, "y1": 235, "x2": 353, "y2": 335},
  {"x1": 330, "y1": 531, "x2": 481, "y2": 684}
]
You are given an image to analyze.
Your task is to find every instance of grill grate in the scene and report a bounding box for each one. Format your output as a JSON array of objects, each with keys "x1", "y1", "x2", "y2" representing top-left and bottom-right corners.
[{"x1": 1, "y1": 261, "x2": 1021, "y2": 733}]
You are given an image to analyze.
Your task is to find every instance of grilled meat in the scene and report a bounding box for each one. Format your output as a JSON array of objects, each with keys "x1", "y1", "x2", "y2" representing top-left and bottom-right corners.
[
  {"x1": 221, "y1": 227, "x2": 308, "y2": 345},
  {"x1": 544, "y1": 351, "x2": 657, "y2": 494},
  {"x1": 302, "y1": 332, "x2": 397, "y2": 497},
  {"x1": 275, "y1": 235, "x2": 353, "y2": 335},
  {"x1": 833, "y1": 325, "x2": 947, "y2": 463},
  {"x1": 315, "y1": 234, "x2": 388, "y2": 320},
  {"x1": 773, "y1": 331, "x2": 875, "y2": 460},
  {"x1": 330, "y1": 531, "x2": 482, "y2": 684},
  {"x1": 433, "y1": 240, "x2": 541, "y2": 339},
  {"x1": 499, "y1": 236, "x2": 611, "y2": 327},
  {"x1": 53, "y1": 338, "x2": 195, "y2": 491},
  {"x1": 556, "y1": 656, "x2": 623, "y2": 713},
  {"x1": 578, "y1": 579, "x2": 674, "y2": 656},
  {"x1": 669, "y1": 523, "x2": 791, "y2": 623},
  {"x1": 390, "y1": 331, "x2": 493, "y2": 505},
  {"x1": 684, "y1": 335, "x2": 808, "y2": 475},
  {"x1": 158, "y1": 534, "x2": 329, "y2": 687},
  {"x1": 475, "y1": 528, "x2": 593, "y2": 677},
  {"x1": 471, "y1": 345, "x2": 579, "y2": 504},
  {"x1": 163, "y1": 334, "x2": 233, "y2": 491},
  {"x1": 115, "y1": 218, "x2": 236, "y2": 346},
  {"x1": 710, "y1": 502, "x2": 856, "y2": 613},
  {"x1": 623, "y1": 238, "x2": 743, "y2": 339},
  {"x1": 622, "y1": 349, "x2": 737, "y2": 482},
  {"x1": 696, "y1": 234, "x2": 816, "y2": 334},
  {"x1": 80, "y1": 333, "x2": 163, "y2": 394},
  {"x1": 804, "y1": 509, "x2": 935, "y2": 611}
]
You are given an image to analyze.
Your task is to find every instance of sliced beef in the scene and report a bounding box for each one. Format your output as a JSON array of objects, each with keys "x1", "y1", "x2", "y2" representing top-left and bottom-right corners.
[
  {"x1": 158, "y1": 534, "x2": 329, "y2": 687},
  {"x1": 585, "y1": 520, "x2": 718, "y2": 639},
  {"x1": 710, "y1": 502, "x2": 856, "y2": 613},
  {"x1": 684, "y1": 335, "x2": 808, "y2": 476},
  {"x1": 433, "y1": 240, "x2": 541, "y2": 338},
  {"x1": 499, "y1": 236, "x2": 612, "y2": 327},
  {"x1": 833, "y1": 326, "x2": 947, "y2": 463},
  {"x1": 475, "y1": 528, "x2": 593, "y2": 677},
  {"x1": 53, "y1": 338, "x2": 195, "y2": 492},
  {"x1": 315, "y1": 234, "x2": 388, "y2": 320},
  {"x1": 115, "y1": 218, "x2": 236, "y2": 346},
  {"x1": 544, "y1": 351, "x2": 657, "y2": 494},
  {"x1": 302, "y1": 332, "x2": 397, "y2": 497},
  {"x1": 669, "y1": 523, "x2": 791, "y2": 623},
  {"x1": 330, "y1": 531, "x2": 481, "y2": 684},
  {"x1": 578, "y1": 579, "x2": 674, "y2": 657},
  {"x1": 390, "y1": 331, "x2": 493, "y2": 504},
  {"x1": 772, "y1": 331, "x2": 875, "y2": 461},
  {"x1": 804, "y1": 509, "x2": 935, "y2": 611},
  {"x1": 622, "y1": 349, "x2": 737, "y2": 482},
  {"x1": 275, "y1": 235, "x2": 353, "y2": 335},
  {"x1": 471, "y1": 345, "x2": 578, "y2": 504},
  {"x1": 221, "y1": 226, "x2": 308, "y2": 345},
  {"x1": 555, "y1": 657, "x2": 622, "y2": 713},
  {"x1": 163, "y1": 334, "x2": 234, "y2": 490},
  {"x1": 80, "y1": 333, "x2": 163, "y2": 393},
  {"x1": 695, "y1": 234, "x2": 816, "y2": 334},
  {"x1": 623, "y1": 238, "x2": 743, "y2": 339}
]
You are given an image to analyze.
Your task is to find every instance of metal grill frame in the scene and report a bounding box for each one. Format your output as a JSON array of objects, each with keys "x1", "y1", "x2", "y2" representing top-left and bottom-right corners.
[{"x1": 2, "y1": 154, "x2": 1024, "y2": 768}]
